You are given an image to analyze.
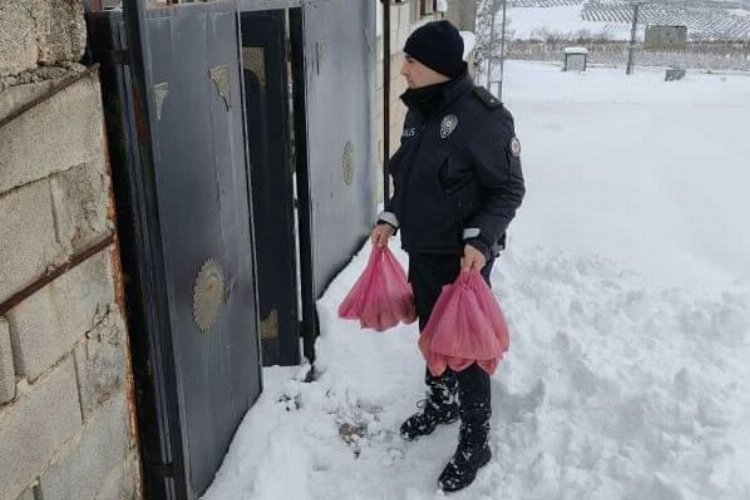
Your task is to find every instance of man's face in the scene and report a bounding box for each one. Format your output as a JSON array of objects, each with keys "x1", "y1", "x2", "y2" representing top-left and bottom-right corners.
[{"x1": 400, "y1": 55, "x2": 450, "y2": 89}]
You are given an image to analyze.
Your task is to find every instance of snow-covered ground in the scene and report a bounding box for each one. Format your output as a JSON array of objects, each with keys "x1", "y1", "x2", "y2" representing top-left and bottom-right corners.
[
  {"x1": 203, "y1": 62, "x2": 750, "y2": 499},
  {"x1": 505, "y1": 61, "x2": 750, "y2": 292}
]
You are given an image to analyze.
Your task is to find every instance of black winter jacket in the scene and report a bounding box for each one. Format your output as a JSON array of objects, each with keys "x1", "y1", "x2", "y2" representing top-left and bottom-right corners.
[{"x1": 380, "y1": 73, "x2": 525, "y2": 258}]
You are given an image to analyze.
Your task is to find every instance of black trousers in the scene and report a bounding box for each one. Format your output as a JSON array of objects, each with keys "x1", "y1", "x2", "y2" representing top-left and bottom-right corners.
[{"x1": 408, "y1": 253, "x2": 493, "y2": 417}]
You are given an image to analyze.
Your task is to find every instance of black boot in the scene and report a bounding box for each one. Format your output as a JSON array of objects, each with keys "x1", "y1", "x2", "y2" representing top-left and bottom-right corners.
[
  {"x1": 437, "y1": 410, "x2": 492, "y2": 492},
  {"x1": 400, "y1": 370, "x2": 459, "y2": 440}
]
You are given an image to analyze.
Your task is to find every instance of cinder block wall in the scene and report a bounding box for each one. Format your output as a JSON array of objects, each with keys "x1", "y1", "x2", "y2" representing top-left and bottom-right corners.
[{"x1": 0, "y1": 2, "x2": 141, "y2": 500}]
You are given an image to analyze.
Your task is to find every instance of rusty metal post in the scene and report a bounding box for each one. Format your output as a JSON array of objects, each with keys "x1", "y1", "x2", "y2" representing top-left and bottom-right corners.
[
  {"x1": 383, "y1": 0, "x2": 391, "y2": 209},
  {"x1": 121, "y1": 0, "x2": 187, "y2": 497}
]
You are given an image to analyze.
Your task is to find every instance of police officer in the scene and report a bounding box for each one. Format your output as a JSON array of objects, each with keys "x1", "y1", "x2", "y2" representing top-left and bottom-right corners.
[{"x1": 370, "y1": 20, "x2": 525, "y2": 492}]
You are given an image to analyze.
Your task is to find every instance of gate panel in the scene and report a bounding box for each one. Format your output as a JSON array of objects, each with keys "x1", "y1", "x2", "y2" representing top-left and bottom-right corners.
[
  {"x1": 302, "y1": 0, "x2": 377, "y2": 297},
  {"x1": 240, "y1": 10, "x2": 300, "y2": 366},
  {"x1": 148, "y1": 7, "x2": 261, "y2": 496},
  {"x1": 88, "y1": 3, "x2": 261, "y2": 498}
]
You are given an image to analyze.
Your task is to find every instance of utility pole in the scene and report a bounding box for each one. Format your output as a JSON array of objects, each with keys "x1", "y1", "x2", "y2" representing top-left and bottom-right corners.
[
  {"x1": 486, "y1": 0, "x2": 499, "y2": 87},
  {"x1": 626, "y1": 2, "x2": 642, "y2": 75},
  {"x1": 486, "y1": 0, "x2": 507, "y2": 100},
  {"x1": 498, "y1": 0, "x2": 507, "y2": 101}
]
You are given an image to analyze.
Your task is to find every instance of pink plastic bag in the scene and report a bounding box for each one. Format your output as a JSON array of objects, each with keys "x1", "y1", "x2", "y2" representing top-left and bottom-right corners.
[
  {"x1": 338, "y1": 245, "x2": 417, "y2": 331},
  {"x1": 418, "y1": 270, "x2": 510, "y2": 376}
]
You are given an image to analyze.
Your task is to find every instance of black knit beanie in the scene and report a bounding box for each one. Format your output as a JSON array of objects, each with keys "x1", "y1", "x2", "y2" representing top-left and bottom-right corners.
[{"x1": 404, "y1": 20, "x2": 465, "y2": 79}]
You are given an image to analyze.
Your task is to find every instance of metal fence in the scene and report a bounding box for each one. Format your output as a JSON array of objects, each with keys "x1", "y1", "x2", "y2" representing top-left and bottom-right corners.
[{"x1": 506, "y1": 40, "x2": 750, "y2": 71}]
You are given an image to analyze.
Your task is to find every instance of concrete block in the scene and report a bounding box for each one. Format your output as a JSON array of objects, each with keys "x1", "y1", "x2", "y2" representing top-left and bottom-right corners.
[
  {"x1": 389, "y1": 138, "x2": 401, "y2": 157},
  {"x1": 390, "y1": 77, "x2": 405, "y2": 96},
  {"x1": 14, "y1": 485, "x2": 37, "y2": 500},
  {"x1": 394, "y1": 115, "x2": 404, "y2": 129},
  {"x1": 95, "y1": 452, "x2": 139, "y2": 500},
  {"x1": 392, "y1": 4, "x2": 414, "y2": 49},
  {"x1": 50, "y1": 162, "x2": 110, "y2": 255},
  {"x1": 6, "y1": 250, "x2": 115, "y2": 381},
  {"x1": 388, "y1": 13, "x2": 398, "y2": 46},
  {"x1": 34, "y1": 0, "x2": 87, "y2": 66},
  {"x1": 0, "y1": 358, "x2": 82, "y2": 500},
  {"x1": 73, "y1": 306, "x2": 126, "y2": 421},
  {"x1": 0, "y1": 79, "x2": 58, "y2": 122},
  {"x1": 0, "y1": 72, "x2": 106, "y2": 195},
  {"x1": 398, "y1": 12, "x2": 411, "y2": 48},
  {"x1": 0, "y1": 179, "x2": 64, "y2": 304},
  {"x1": 0, "y1": 0, "x2": 85, "y2": 76},
  {"x1": 0, "y1": 0, "x2": 39, "y2": 77},
  {"x1": 39, "y1": 393, "x2": 130, "y2": 500},
  {"x1": 0, "y1": 317, "x2": 16, "y2": 403}
]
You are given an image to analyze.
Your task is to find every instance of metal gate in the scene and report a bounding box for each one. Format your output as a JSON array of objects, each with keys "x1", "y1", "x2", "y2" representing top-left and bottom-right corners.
[
  {"x1": 302, "y1": 0, "x2": 377, "y2": 298},
  {"x1": 88, "y1": 0, "x2": 377, "y2": 497},
  {"x1": 237, "y1": 0, "x2": 378, "y2": 364},
  {"x1": 88, "y1": 3, "x2": 262, "y2": 498},
  {"x1": 240, "y1": 10, "x2": 300, "y2": 366}
]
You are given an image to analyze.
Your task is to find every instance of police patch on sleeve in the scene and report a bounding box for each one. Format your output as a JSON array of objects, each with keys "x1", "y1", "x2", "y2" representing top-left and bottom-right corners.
[{"x1": 509, "y1": 136, "x2": 522, "y2": 157}]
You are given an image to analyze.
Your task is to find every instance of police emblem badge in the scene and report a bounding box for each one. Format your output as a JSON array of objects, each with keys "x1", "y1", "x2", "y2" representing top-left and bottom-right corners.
[
  {"x1": 440, "y1": 114, "x2": 459, "y2": 139},
  {"x1": 510, "y1": 136, "x2": 522, "y2": 157}
]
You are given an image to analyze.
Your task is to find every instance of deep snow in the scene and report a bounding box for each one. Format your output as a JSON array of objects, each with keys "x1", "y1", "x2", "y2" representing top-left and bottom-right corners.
[{"x1": 203, "y1": 61, "x2": 750, "y2": 500}]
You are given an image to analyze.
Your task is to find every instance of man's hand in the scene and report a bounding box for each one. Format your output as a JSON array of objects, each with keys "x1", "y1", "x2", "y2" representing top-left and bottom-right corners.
[
  {"x1": 371, "y1": 223, "x2": 395, "y2": 247},
  {"x1": 461, "y1": 243, "x2": 486, "y2": 272}
]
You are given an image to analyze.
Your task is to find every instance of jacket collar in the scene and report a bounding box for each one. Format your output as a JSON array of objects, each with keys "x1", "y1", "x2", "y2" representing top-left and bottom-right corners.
[
  {"x1": 401, "y1": 69, "x2": 473, "y2": 120},
  {"x1": 440, "y1": 69, "x2": 474, "y2": 111}
]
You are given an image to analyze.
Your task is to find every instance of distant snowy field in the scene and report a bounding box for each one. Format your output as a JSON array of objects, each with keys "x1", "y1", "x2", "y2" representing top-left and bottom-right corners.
[
  {"x1": 203, "y1": 62, "x2": 750, "y2": 500},
  {"x1": 507, "y1": 4, "x2": 634, "y2": 40},
  {"x1": 505, "y1": 0, "x2": 750, "y2": 41}
]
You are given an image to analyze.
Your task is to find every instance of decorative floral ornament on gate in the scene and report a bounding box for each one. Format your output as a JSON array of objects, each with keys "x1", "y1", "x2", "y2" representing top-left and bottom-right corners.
[
  {"x1": 193, "y1": 258, "x2": 226, "y2": 333},
  {"x1": 209, "y1": 65, "x2": 231, "y2": 111}
]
